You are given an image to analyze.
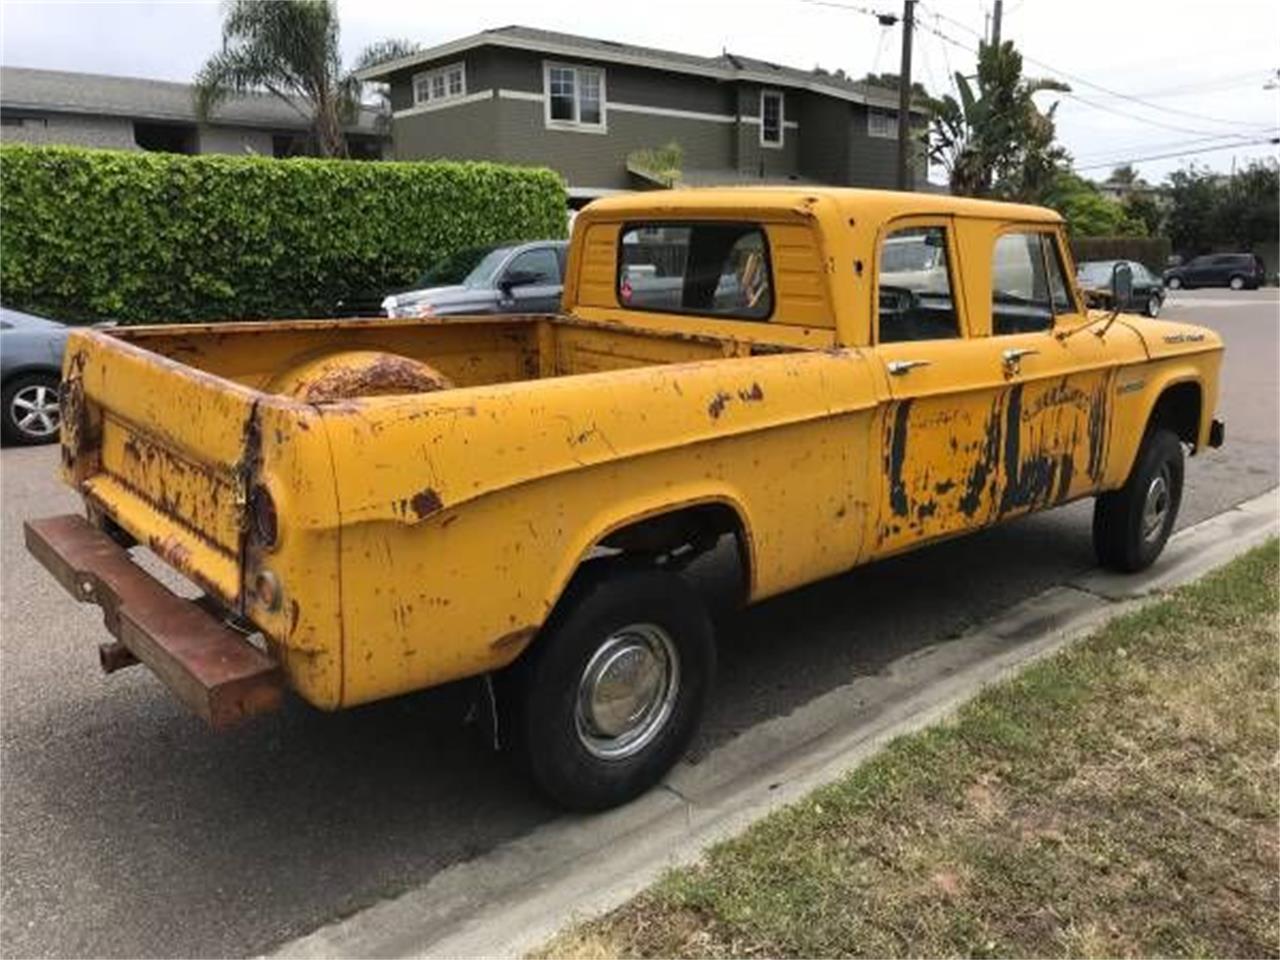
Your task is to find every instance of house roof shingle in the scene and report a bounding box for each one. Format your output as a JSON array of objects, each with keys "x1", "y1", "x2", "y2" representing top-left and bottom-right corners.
[{"x1": 0, "y1": 65, "x2": 383, "y2": 134}]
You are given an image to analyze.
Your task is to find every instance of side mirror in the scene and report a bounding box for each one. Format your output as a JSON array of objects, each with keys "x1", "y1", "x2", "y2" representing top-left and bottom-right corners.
[
  {"x1": 499, "y1": 269, "x2": 539, "y2": 293},
  {"x1": 1111, "y1": 262, "x2": 1133, "y2": 310}
]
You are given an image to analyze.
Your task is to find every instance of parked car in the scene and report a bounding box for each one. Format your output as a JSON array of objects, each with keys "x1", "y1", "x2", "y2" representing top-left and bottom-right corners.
[
  {"x1": 1163, "y1": 253, "x2": 1265, "y2": 291},
  {"x1": 1, "y1": 307, "x2": 69, "y2": 445},
  {"x1": 381, "y1": 240, "x2": 568, "y2": 318},
  {"x1": 28, "y1": 188, "x2": 1224, "y2": 811},
  {"x1": 1077, "y1": 260, "x2": 1166, "y2": 317}
]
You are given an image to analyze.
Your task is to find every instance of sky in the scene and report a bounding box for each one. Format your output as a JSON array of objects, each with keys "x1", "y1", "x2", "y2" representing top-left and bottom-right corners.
[{"x1": 2, "y1": 0, "x2": 1278, "y2": 185}]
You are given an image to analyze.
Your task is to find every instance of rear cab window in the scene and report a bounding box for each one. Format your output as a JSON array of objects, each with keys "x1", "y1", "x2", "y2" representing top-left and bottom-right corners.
[
  {"x1": 617, "y1": 222, "x2": 773, "y2": 321},
  {"x1": 991, "y1": 231, "x2": 1074, "y2": 335}
]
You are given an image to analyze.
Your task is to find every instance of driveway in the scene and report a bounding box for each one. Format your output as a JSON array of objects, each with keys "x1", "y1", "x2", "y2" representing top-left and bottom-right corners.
[{"x1": 1, "y1": 289, "x2": 1275, "y2": 958}]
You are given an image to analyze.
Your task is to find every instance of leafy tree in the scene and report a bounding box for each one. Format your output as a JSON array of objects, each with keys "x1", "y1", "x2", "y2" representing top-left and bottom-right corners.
[
  {"x1": 1122, "y1": 190, "x2": 1164, "y2": 236},
  {"x1": 925, "y1": 40, "x2": 1070, "y2": 199},
  {"x1": 194, "y1": 0, "x2": 418, "y2": 157},
  {"x1": 1216, "y1": 160, "x2": 1279, "y2": 251},
  {"x1": 1041, "y1": 172, "x2": 1146, "y2": 237},
  {"x1": 859, "y1": 72, "x2": 931, "y2": 100},
  {"x1": 1108, "y1": 164, "x2": 1139, "y2": 186},
  {"x1": 1166, "y1": 165, "x2": 1227, "y2": 255}
]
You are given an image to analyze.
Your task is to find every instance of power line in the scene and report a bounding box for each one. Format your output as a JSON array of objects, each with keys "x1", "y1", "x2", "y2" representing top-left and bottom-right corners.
[
  {"x1": 922, "y1": 5, "x2": 1275, "y2": 130},
  {"x1": 1075, "y1": 137, "x2": 1280, "y2": 172},
  {"x1": 1072, "y1": 130, "x2": 1280, "y2": 162},
  {"x1": 910, "y1": 8, "x2": 1274, "y2": 141}
]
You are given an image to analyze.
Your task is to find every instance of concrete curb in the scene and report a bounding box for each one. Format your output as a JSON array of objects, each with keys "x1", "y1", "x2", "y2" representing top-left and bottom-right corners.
[{"x1": 271, "y1": 488, "x2": 1278, "y2": 960}]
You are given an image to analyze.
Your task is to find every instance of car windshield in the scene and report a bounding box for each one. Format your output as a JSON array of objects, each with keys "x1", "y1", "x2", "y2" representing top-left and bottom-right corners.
[
  {"x1": 1077, "y1": 262, "x2": 1117, "y2": 285},
  {"x1": 416, "y1": 245, "x2": 512, "y2": 289}
]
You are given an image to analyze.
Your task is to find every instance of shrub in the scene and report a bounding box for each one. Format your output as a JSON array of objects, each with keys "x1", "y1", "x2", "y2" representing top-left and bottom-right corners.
[{"x1": 0, "y1": 145, "x2": 567, "y2": 323}]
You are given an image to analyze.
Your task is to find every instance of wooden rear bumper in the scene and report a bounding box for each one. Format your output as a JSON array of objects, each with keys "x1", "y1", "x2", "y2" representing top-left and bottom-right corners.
[{"x1": 24, "y1": 514, "x2": 283, "y2": 729}]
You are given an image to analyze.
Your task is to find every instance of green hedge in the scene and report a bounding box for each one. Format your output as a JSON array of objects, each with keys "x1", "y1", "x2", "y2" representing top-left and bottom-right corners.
[{"x1": 0, "y1": 145, "x2": 567, "y2": 324}]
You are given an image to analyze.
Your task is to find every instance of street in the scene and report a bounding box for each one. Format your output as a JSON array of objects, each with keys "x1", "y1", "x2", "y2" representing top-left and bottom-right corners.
[{"x1": 1, "y1": 289, "x2": 1276, "y2": 959}]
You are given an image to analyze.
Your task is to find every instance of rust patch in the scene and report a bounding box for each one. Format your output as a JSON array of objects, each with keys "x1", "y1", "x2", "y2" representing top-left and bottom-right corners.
[
  {"x1": 491, "y1": 625, "x2": 537, "y2": 652},
  {"x1": 295, "y1": 353, "x2": 455, "y2": 403},
  {"x1": 289, "y1": 599, "x2": 301, "y2": 637},
  {"x1": 737, "y1": 382, "x2": 765, "y2": 403},
  {"x1": 707, "y1": 390, "x2": 731, "y2": 419},
  {"x1": 408, "y1": 487, "x2": 443, "y2": 519},
  {"x1": 886, "y1": 400, "x2": 912, "y2": 518}
]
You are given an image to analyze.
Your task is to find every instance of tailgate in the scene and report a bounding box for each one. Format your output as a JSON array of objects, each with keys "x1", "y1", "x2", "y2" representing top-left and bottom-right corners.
[{"x1": 62, "y1": 328, "x2": 257, "y2": 606}]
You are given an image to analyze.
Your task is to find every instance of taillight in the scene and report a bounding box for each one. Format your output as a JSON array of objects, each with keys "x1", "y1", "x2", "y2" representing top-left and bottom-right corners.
[{"x1": 249, "y1": 484, "x2": 278, "y2": 548}]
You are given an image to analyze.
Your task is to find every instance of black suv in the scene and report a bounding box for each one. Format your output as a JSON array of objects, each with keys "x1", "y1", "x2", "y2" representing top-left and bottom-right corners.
[{"x1": 1163, "y1": 253, "x2": 1266, "y2": 291}]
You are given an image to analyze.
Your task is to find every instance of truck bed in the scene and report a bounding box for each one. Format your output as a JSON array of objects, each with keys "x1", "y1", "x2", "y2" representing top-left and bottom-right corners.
[{"x1": 116, "y1": 312, "x2": 766, "y2": 394}]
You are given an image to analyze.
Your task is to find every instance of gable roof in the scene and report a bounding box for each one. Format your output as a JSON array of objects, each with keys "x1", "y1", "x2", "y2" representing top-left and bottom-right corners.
[
  {"x1": 0, "y1": 66, "x2": 384, "y2": 134},
  {"x1": 355, "y1": 24, "x2": 926, "y2": 115}
]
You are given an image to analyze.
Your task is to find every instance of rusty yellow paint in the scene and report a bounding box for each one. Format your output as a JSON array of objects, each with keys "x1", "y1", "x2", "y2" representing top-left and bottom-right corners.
[{"x1": 55, "y1": 187, "x2": 1223, "y2": 712}]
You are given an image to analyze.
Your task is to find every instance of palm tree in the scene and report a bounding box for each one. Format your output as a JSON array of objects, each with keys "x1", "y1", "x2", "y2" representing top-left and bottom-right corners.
[{"x1": 194, "y1": 0, "x2": 418, "y2": 158}]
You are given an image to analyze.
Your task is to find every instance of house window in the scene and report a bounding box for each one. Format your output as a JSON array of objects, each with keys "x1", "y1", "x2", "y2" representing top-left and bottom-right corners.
[
  {"x1": 760, "y1": 90, "x2": 783, "y2": 147},
  {"x1": 544, "y1": 62, "x2": 607, "y2": 130},
  {"x1": 412, "y1": 62, "x2": 467, "y2": 106},
  {"x1": 868, "y1": 108, "x2": 898, "y2": 139}
]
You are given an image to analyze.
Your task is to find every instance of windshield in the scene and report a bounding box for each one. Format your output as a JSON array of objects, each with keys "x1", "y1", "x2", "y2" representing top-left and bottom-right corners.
[
  {"x1": 416, "y1": 245, "x2": 512, "y2": 289},
  {"x1": 1077, "y1": 262, "x2": 1117, "y2": 285}
]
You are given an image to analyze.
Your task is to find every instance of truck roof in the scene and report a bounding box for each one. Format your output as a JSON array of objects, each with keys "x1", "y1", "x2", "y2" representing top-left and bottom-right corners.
[{"x1": 581, "y1": 186, "x2": 1063, "y2": 225}]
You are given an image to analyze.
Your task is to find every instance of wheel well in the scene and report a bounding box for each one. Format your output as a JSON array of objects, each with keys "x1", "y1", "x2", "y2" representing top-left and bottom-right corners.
[
  {"x1": 555, "y1": 502, "x2": 752, "y2": 616},
  {"x1": 1150, "y1": 381, "x2": 1201, "y2": 448}
]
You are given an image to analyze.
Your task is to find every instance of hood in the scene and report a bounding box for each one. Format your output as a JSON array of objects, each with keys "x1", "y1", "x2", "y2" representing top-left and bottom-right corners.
[{"x1": 382, "y1": 285, "x2": 500, "y2": 317}]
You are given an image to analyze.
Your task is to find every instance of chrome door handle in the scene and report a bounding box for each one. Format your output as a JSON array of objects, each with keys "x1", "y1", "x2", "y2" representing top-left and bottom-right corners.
[
  {"x1": 1001, "y1": 347, "x2": 1039, "y2": 375},
  {"x1": 887, "y1": 359, "x2": 932, "y2": 376}
]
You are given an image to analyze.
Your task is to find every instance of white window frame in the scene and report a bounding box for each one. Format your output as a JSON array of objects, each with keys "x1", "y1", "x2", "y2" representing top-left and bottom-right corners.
[
  {"x1": 542, "y1": 61, "x2": 608, "y2": 133},
  {"x1": 867, "y1": 107, "x2": 898, "y2": 140},
  {"x1": 759, "y1": 89, "x2": 784, "y2": 148},
  {"x1": 412, "y1": 62, "x2": 467, "y2": 106}
]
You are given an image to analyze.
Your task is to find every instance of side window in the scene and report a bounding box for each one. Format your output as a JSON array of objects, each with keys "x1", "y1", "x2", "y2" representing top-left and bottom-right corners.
[
  {"x1": 877, "y1": 224, "x2": 959, "y2": 343},
  {"x1": 992, "y1": 232, "x2": 1070, "y2": 335},
  {"x1": 505, "y1": 248, "x2": 560, "y2": 285},
  {"x1": 618, "y1": 223, "x2": 773, "y2": 320}
]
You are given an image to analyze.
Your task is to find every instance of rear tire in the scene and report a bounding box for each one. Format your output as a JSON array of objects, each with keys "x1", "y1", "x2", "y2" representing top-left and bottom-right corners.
[
  {"x1": 1229, "y1": 275, "x2": 1245, "y2": 291},
  {"x1": 506, "y1": 567, "x2": 715, "y2": 811},
  {"x1": 1093, "y1": 428, "x2": 1184, "y2": 572},
  {"x1": 1167, "y1": 276, "x2": 1182, "y2": 290},
  {"x1": 1146, "y1": 294, "x2": 1161, "y2": 318}
]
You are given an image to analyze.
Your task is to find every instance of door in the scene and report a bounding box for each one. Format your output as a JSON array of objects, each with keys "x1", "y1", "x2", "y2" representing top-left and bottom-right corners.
[
  {"x1": 872, "y1": 221, "x2": 1129, "y2": 557},
  {"x1": 498, "y1": 246, "x2": 563, "y2": 313},
  {"x1": 871, "y1": 217, "x2": 1014, "y2": 553},
  {"x1": 986, "y1": 229, "x2": 1141, "y2": 520}
]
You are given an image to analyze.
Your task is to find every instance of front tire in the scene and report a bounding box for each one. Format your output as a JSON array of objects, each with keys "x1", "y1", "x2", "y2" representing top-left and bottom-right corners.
[
  {"x1": 507, "y1": 567, "x2": 715, "y2": 811},
  {"x1": 2, "y1": 373, "x2": 61, "y2": 445},
  {"x1": 1093, "y1": 428, "x2": 1184, "y2": 572},
  {"x1": 1167, "y1": 276, "x2": 1183, "y2": 290}
]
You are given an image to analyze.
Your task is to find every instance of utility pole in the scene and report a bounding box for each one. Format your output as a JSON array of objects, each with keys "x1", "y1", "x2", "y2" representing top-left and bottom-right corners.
[
  {"x1": 895, "y1": 0, "x2": 915, "y2": 190},
  {"x1": 990, "y1": 0, "x2": 1003, "y2": 47}
]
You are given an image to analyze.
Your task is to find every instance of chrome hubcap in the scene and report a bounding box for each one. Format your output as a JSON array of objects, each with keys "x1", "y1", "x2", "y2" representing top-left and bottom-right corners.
[
  {"x1": 575, "y1": 624, "x2": 679, "y2": 760},
  {"x1": 10, "y1": 383, "x2": 60, "y2": 438},
  {"x1": 1142, "y1": 465, "x2": 1172, "y2": 544}
]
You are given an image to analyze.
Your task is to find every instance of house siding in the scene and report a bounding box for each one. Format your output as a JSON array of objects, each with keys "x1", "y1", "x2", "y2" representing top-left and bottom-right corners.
[
  {"x1": 0, "y1": 111, "x2": 137, "y2": 150},
  {"x1": 392, "y1": 95, "x2": 498, "y2": 161},
  {"x1": 197, "y1": 124, "x2": 276, "y2": 156}
]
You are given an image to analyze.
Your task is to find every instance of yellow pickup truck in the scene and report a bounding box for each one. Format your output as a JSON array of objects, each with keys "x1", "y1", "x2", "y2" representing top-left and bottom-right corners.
[{"x1": 27, "y1": 188, "x2": 1224, "y2": 809}]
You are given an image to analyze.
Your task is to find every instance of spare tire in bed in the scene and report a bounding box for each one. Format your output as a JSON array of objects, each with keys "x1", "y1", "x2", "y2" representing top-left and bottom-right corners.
[{"x1": 270, "y1": 350, "x2": 455, "y2": 402}]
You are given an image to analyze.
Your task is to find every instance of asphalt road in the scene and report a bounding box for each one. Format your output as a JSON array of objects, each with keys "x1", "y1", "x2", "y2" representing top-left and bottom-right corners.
[{"x1": 2, "y1": 289, "x2": 1276, "y2": 959}]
